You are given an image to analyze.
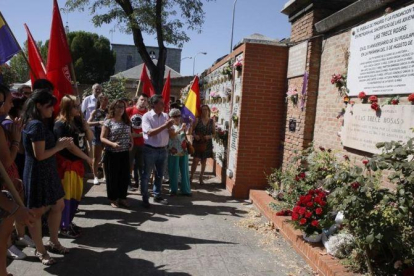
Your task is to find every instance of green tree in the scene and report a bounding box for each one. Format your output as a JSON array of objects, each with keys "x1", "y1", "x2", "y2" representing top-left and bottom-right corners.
[
  {"x1": 9, "y1": 41, "x2": 47, "y2": 83},
  {"x1": 9, "y1": 32, "x2": 114, "y2": 85},
  {"x1": 66, "y1": 0, "x2": 213, "y2": 94},
  {"x1": 66, "y1": 31, "x2": 116, "y2": 84},
  {"x1": 0, "y1": 64, "x2": 18, "y2": 87}
]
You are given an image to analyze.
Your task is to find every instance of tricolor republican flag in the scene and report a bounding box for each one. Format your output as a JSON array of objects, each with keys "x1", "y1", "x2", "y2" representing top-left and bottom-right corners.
[{"x1": 182, "y1": 76, "x2": 201, "y2": 122}]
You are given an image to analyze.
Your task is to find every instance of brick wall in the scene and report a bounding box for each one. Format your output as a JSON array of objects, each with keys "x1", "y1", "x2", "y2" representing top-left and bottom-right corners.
[
  {"x1": 282, "y1": 9, "x2": 326, "y2": 166},
  {"x1": 232, "y1": 43, "x2": 289, "y2": 198},
  {"x1": 286, "y1": 3, "x2": 413, "y2": 189}
]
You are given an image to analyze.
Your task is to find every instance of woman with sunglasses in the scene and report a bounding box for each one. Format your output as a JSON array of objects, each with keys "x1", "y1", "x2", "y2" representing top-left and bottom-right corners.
[
  {"x1": 22, "y1": 90, "x2": 73, "y2": 265},
  {"x1": 167, "y1": 108, "x2": 192, "y2": 196},
  {"x1": 100, "y1": 100, "x2": 133, "y2": 208},
  {"x1": 54, "y1": 95, "x2": 93, "y2": 238}
]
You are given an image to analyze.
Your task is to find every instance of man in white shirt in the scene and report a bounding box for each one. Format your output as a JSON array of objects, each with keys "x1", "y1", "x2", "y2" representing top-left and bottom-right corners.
[
  {"x1": 81, "y1": 83, "x2": 102, "y2": 121},
  {"x1": 141, "y1": 95, "x2": 174, "y2": 208}
]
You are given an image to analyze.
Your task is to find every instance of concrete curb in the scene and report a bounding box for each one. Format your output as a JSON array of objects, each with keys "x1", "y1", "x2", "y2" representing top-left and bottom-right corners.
[{"x1": 249, "y1": 189, "x2": 355, "y2": 276}]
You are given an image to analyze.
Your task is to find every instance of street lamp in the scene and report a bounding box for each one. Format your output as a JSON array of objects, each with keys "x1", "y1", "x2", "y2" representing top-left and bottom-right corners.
[
  {"x1": 192, "y1": 52, "x2": 207, "y2": 75},
  {"x1": 181, "y1": 56, "x2": 192, "y2": 61},
  {"x1": 230, "y1": 0, "x2": 238, "y2": 53}
]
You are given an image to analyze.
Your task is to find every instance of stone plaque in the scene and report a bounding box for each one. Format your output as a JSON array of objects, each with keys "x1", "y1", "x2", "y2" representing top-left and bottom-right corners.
[
  {"x1": 287, "y1": 42, "x2": 307, "y2": 78},
  {"x1": 348, "y1": 4, "x2": 414, "y2": 96},
  {"x1": 341, "y1": 104, "x2": 414, "y2": 154}
]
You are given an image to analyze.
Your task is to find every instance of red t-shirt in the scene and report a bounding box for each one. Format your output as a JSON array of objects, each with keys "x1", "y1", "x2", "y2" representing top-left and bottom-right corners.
[{"x1": 126, "y1": 106, "x2": 147, "y2": 146}]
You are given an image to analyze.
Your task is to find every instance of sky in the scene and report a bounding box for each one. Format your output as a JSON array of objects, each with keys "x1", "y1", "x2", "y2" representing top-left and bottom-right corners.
[{"x1": 0, "y1": 0, "x2": 291, "y2": 76}]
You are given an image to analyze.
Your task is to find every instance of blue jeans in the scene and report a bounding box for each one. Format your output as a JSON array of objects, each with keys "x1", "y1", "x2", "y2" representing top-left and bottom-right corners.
[{"x1": 141, "y1": 146, "x2": 167, "y2": 202}]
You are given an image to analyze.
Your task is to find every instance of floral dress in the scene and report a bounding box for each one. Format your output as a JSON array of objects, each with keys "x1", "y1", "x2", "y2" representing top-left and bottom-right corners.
[
  {"x1": 168, "y1": 124, "x2": 188, "y2": 156},
  {"x1": 193, "y1": 118, "x2": 214, "y2": 159}
]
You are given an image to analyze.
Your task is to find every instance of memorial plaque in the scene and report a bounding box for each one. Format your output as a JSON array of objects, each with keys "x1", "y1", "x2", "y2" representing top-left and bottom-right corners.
[
  {"x1": 341, "y1": 104, "x2": 414, "y2": 154},
  {"x1": 287, "y1": 42, "x2": 307, "y2": 78},
  {"x1": 348, "y1": 4, "x2": 414, "y2": 96}
]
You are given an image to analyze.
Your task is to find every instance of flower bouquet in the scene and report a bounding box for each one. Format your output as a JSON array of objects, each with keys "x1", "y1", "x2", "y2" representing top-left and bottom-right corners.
[
  {"x1": 215, "y1": 125, "x2": 228, "y2": 145},
  {"x1": 331, "y1": 73, "x2": 348, "y2": 96},
  {"x1": 286, "y1": 88, "x2": 299, "y2": 105},
  {"x1": 291, "y1": 189, "x2": 330, "y2": 243},
  {"x1": 233, "y1": 60, "x2": 243, "y2": 72},
  {"x1": 211, "y1": 106, "x2": 219, "y2": 117},
  {"x1": 210, "y1": 91, "x2": 220, "y2": 100},
  {"x1": 222, "y1": 65, "x2": 232, "y2": 79}
]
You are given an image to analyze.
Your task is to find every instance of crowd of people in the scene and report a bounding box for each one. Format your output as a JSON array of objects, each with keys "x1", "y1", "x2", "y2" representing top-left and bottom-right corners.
[{"x1": 0, "y1": 80, "x2": 216, "y2": 275}]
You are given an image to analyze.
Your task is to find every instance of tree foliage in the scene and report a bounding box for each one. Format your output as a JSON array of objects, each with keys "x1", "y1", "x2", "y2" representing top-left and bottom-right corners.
[
  {"x1": 0, "y1": 64, "x2": 18, "y2": 87},
  {"x1": 66, "y1": 0, "x2": 213, "y2": 93},
  {"x1": 66, "y1": 31, "x2": 116, "y2": 84},
  {"x1": 8, "y1": 32, "x2": 114, "y2": 85}
]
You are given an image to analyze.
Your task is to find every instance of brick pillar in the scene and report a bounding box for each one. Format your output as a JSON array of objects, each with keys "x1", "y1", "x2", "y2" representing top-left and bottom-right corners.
[
  {"x1": 282, "y1": 8, "x2": 329, "y2": 166},
  {"x1": 230, "y1": 43, "x2": 289, "y2": 198}
]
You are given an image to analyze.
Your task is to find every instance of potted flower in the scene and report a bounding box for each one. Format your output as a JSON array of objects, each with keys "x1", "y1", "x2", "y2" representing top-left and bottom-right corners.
[
  {"x1": 233, "y1": 60, "x2": 243, "y2": 78},
  {"x1": 222, "y1": 65, "x2": 233, "y2": 79},
  {"x1": 286, "y1": 88, "x2": 299, "y2": 105},
  {"x1": 291, "y1": 188, "x2": 330, "y2": 243},
  {"x1": 210, "y1": 91, "x2": 220, "y2": 103},
  {"x1": 234, "y1": 60, "x2": 242, "y2": 71}
]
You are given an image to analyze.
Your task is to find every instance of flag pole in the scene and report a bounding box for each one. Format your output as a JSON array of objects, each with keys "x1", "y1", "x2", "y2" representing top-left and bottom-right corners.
[
  {"x1": 135, "y1": 80, "x2": 142, "y2": 97},
  {"x1": 0, "y1": 12, "x2": 39, "y2": 80},
  {"x1": 69, "y1": 62, "x2": 79, "y2": 96}
]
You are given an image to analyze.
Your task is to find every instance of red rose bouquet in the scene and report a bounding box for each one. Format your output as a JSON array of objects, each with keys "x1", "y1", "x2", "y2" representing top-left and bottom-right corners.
[{"x1": 291, "y1": 189, "x2": 329, "y2": 235}]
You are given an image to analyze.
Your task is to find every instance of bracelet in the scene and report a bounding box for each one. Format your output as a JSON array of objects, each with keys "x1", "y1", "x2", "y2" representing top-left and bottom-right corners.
[{"x1": 9, "y1": 204, "x2": 20, "y2": 217}]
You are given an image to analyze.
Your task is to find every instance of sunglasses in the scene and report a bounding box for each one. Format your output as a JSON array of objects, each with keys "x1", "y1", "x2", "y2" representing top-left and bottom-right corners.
[{"x1": 115, "y1": 105, "x2": 125, "y2": 109}]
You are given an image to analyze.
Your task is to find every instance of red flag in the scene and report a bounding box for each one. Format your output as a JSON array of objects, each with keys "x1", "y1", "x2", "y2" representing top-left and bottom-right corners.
[
  {"x1": 162, "y1": 71, "x2": 171, "y2": 113},
  {"x1": 46, "y1": 0, "x2": 73, "y2": 107},
  {"x1": 24, "y1": 24, "x2": 47, "y2": 87},
  {"x1": 140, "y1": 64, "x2": 155, "y2": 97}
]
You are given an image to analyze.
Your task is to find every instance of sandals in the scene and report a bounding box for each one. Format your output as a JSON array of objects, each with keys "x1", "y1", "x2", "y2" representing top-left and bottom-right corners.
[
  {"x1": 110, "y1": 201, "x2": 119, "y2": 208},
  {"x1": 47, "y1": 241, "x2": 70, "y2": 255},
  {"x1": 35, "y1": 250, "x2": 56, "y2": 266}
]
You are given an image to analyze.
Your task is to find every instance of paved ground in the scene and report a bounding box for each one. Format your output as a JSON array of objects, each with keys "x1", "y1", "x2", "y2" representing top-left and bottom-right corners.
[{"x1": 7, "y1": 171, "x2": 313, "y2": 276}]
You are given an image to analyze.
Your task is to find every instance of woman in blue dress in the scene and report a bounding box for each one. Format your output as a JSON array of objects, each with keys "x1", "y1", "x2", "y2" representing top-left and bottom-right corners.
[{"x1": 22, "y1": 90, "x2": 73, "y2": 265}]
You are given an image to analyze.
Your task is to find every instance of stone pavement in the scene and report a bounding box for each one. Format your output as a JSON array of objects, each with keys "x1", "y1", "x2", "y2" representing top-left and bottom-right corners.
[{"x1": 7, "y1": 175, "x2": 313, "y2": 276}]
